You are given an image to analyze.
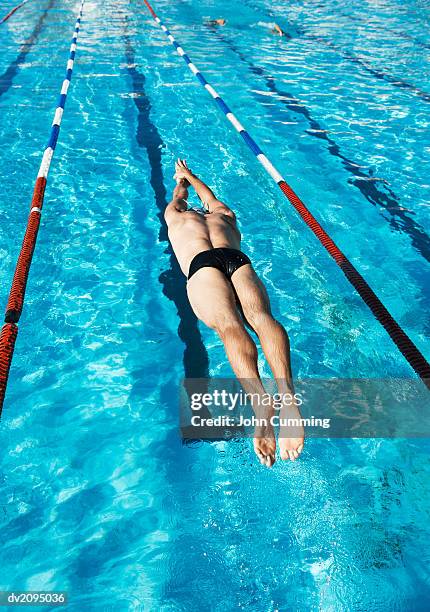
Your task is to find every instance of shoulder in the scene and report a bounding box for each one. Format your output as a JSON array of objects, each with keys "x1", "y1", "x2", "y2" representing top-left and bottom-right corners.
[
  {"x1": 164, "y1": 204, "x2": 185, "y2": 226},
  {"x1": 211, "y1": 204, "x2": 236, "y2": 221}
]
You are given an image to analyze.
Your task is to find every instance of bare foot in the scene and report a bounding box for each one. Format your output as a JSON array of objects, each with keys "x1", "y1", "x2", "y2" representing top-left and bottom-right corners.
[
  {"x1": 254, "y1": 431, "x2": 276, "y2": 467},
  {"x1": 253, "y1": 406, "x2": 276, "y2": 467},
  {"x1": 278, "y1": 397, "x2": 305, "y2": 461}
]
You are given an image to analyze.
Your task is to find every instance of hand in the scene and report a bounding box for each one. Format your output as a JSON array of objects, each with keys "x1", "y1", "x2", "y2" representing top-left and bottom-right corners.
[{"x1": 173, "y1": 158, "x2": 193, "y2": 183}]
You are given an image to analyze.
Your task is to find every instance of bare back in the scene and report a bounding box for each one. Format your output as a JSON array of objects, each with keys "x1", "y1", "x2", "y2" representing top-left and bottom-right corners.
[{"x1": 167, "y1": 211, "x2": 241, "y2": 276}]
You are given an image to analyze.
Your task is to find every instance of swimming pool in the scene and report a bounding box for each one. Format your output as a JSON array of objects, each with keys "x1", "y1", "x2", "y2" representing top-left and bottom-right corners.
[{"x1": 1, "y1": 0, "x2": 430, "y2": 608}]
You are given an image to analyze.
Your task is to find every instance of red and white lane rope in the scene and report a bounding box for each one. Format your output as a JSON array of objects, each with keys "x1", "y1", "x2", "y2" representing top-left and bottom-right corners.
[
  {"x1": 0, "y1": 0, "x2": 85, "y2": 413},
  {"x1": 1, "y1": 0, "x2": 29, "y2": 24},
  {"x1": 142, "y1": 0, "x2": 430, "y2": 388}
]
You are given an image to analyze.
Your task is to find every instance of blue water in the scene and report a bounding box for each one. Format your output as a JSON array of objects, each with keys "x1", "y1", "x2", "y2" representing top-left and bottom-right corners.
[{"x1": 1, "y1": 0, "x2": 430, "y2": 608}]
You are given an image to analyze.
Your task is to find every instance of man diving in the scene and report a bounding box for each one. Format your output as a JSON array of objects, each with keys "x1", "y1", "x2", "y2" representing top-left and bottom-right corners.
[{"x1": 165, "y1": 159, "x2": 304, "y2": 467}]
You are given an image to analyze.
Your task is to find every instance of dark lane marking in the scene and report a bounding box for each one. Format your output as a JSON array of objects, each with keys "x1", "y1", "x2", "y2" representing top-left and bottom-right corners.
[
  {"x1": 122, "y1": 27, "x2": 210, "y2": 382},
  {"x1": 309, "y1": 34, "x2": 430, "y2": 104},
  {"x1": 206, "y1": 25, "x2": 430, "y2": 265},
  {"x1": 122, "y1": 19, "x2": 240, "y2": 439},
  {"x1": 0, "y1": 0, "x2": 55, "y2": 99},
  {"x1": 242, "y1": 0, "x2": 430, "y2": 104},
  {"x1": 332, "y1": 5, "x2": 430, "y2": 52}
]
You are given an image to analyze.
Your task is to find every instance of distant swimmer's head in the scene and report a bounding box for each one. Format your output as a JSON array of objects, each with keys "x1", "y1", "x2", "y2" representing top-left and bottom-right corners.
[
  {"x1": 272, "y1": 23, "x2": 286, "y2": 36},
  {"x1": 207, "y1": 18, "x2": 226, "y2": 26}
]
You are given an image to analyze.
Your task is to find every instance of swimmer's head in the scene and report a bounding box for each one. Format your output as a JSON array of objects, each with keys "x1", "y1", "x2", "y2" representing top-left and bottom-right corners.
[{"x1": 207, "y1": 18, "x2": 226, "y2": 26}]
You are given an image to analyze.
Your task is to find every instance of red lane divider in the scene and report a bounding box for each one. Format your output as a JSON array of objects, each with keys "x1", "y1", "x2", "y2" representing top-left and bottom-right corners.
[
  {"x1": 0, "y1": 2, "x2": 85, "y2": 414},
  {"x1": 5, "y1": 177, "x2": 46, "y2": 323},
  {"x1": 0, "y1": 325, "x2": 18, "y2": 399},
  {"x1": 1, "y1": 0, "x2": 29, "y2": 24},
  {"x1": 278, "y1": 180, "x2": 430, "y2": 385},
  {"x1": 0, "y1": 178, "x2": 46, "y2": 412}
]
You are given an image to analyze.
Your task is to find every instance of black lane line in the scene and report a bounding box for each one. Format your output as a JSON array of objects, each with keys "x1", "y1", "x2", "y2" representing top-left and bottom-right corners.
[
  {"x1": 122, "y1": 19, "x2": 247, "y2": 440},
  {"x1": 308, "y1": 34, "x2": 430, "y2": 104},
  {"x1": 122, "y1": 22, "x2": 246, "y2": 441},
  {"x1": 206, "y1": 25, "x2": 430, "y2": 265},
  {"x1": 331, "y1": 5, "x2": 430, "y2": 52},
  {"x1": 242, "y1": 0, "x2": 430, "y2": 104},
  {"x1": 0, "y1": 0, "x2": 55, "y2": 99},
  {"x1": 122, "y1": 29, "x2": 210, "y2": 384}
]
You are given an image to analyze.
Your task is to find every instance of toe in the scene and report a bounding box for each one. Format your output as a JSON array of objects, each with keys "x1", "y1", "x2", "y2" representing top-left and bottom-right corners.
[
  {"x1": 266, "y1": 454, "x2": 275, "y2": 468},
  {"x1": 255, "y1": 448, "x2": 265, "y2": 465}
]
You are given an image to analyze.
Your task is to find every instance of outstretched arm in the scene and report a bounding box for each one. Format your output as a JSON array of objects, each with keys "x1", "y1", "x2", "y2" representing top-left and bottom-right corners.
[
  {"x1": 164, "y1": 178, "x2": 189, "y2": 225},
  {"x1": 273, "y1": 23, "x2": 285, "y2": 36},
  {"x1": 174, "y1": 159, "x2": 235, "y2": 218}
]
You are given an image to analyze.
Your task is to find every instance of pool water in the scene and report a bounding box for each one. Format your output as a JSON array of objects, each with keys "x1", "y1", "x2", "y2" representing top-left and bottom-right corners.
[{"x1": 1, "y1": 0, "x2": 430, "y2": 608}]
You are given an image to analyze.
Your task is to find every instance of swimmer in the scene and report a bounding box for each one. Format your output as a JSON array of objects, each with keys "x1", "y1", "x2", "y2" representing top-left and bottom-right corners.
[
  {"x1": 165, "y1": 159, "x2": 304, "y2": 467},
  {"x1": 207, "y1": 18, "x2": 226, "y2": 26},
  {"x1": 272, "y1": 23, "x2": 287, "y2": 36}
]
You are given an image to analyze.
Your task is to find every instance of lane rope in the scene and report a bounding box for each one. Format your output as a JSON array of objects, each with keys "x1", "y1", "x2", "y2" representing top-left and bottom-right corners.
[
  {"x1": 0, "y1": 0, "x2": 85, "y2": 413},
  {"x1": 142, "y1": 0, "x2": 430, "y2": 388},
  {"x1": 1, "y1": 0, "x2": 29, "y2": 24},
  {"x1": 204, "y1": 23, "x2": 430, "y2": 265}
]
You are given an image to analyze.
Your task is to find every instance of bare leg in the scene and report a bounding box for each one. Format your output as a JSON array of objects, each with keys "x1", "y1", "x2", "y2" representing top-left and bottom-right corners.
[
  {"x1": 187, "y1": 267, "x2": 276, "y2": 467},
  {"x1": 231, "y1": 265, "x2": 304, "y2": 461}
]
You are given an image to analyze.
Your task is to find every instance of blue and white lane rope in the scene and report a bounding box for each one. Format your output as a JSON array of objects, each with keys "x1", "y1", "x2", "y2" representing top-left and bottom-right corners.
[
  {"x1": 142, "y1": 0, "x2": 430, "y2": 387},
  {"x1": 0, "y1": 0, "x2": 85, "y2": 413},
  {"x1": 36, "y1": 0, "x2": 85, "y2": 186},
  {"x1": 142, "y1": 2, "x2": 284, "y2": 198}
]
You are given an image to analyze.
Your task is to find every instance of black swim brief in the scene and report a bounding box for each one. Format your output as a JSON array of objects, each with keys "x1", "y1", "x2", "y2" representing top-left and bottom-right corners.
[{"x1": 187, "y1": 248, "x2": 251, "y2": 281}]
